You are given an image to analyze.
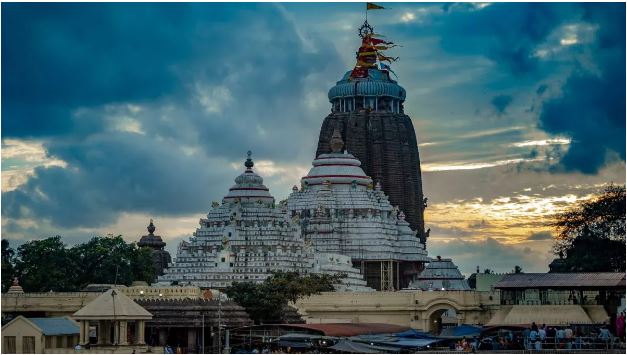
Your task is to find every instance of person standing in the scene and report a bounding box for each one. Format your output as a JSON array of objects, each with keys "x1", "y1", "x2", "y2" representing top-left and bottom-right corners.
[
  {"x1": 529, "y1": 327, "x2": 538, "y2": 350},
  {"x1": 599, "y1": 324, "x2": 611, "y2": 349},
  {"x1": 556, "y1": 327, "x2": 565, "y2": 348},
  {"x1": 565, "y1": 325, "x2": 574, "y2": 349},
  {"x1": 539, "y1": 325, "x2": 547, "y2": 343},
  {"x1": 616, "y1": 312, "x2": 625, "y2": 340}
]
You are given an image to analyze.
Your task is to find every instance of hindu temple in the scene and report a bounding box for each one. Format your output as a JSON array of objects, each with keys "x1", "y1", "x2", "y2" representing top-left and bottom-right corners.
[
  {"x1": 137, "y1": 219, "x2": 172, "y2": 279},
  {"x1": 316, "y1": 20, "x2": 428, "y2": 244},
  {"x1": 158, "y1": 152, "x2": 372, "y2": 291},
  {"x1": 287, "y1": 129, "x2": 430, "y2": 291},
  {"x1": 407, "y1": 256, "x2": 470, "y2": 291}
]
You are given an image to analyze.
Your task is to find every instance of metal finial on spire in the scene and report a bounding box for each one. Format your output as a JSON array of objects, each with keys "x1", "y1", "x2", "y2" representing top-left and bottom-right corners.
[
  {"x1": 358, "y1": 20, "x2": 374, "y2": 39},
  {"x1": 245, "y1": 150, "x2": 254, "y2": 169},
  {"x1": 330, "y1": 127, "x2": 344, "y2": 153},
  {"x1": 147, "y1": 219, "x2": 156, "y2": 235}
]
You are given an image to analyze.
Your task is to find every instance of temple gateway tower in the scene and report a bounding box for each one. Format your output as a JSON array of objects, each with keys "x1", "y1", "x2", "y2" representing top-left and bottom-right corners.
[{"x1": 316, "y1": 21, "x2": 428, "y2": 243}]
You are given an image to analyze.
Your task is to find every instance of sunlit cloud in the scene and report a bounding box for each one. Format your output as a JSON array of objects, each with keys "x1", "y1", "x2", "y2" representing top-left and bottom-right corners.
[
  {"x1": 1, "y1": 139, "x2": 67, "y2": 192},
  {"x1": 422, "y1": 157, "x2": 542, "y2": 172},
  {"x1": 400, "y1": 12, "x2": 416, "y2": 23},
  {"x1": 509, "y1": 138, "x2": 571, "y2": 147},
  {"x1": 425, "y1": 192, "x2": 593, "y2": 245},
  {"x1": 195, "y1": 83, "x2": 233, "y2": 114},
  {"x1": 560, "y1": 37, "x2": 578, "y2": 46},
  {"x1": 459, "y1": 126, "x2": 526, "y2": 140}
]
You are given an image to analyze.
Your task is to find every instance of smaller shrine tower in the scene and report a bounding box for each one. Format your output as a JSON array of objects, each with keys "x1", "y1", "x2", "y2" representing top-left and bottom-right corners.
[{"x1": 137, "y1": 219, "x2": 172, "y2": 280}]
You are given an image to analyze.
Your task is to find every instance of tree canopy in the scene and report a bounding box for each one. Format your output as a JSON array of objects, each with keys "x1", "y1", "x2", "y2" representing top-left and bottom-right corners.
[
  {"x1": 1, "y1": 235, "x2": 155, "y2": 292},
  {"x1": 225, "y1": 271, "x2": 341, "y2": 324},
  {"x1": 550, "y1": 185, "x2": 625, "y2": 272},
  {"x1": 1, "y1": 240, "x2": 16, "y2": 293}
]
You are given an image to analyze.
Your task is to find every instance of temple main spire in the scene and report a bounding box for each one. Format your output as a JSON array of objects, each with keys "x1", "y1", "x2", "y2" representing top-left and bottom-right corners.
[{"x1": 316, "y1": 17, "x2": 428, "y2": 244}]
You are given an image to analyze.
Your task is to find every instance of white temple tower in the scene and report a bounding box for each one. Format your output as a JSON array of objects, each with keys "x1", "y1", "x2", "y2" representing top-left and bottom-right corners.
[
  {"x1": 158, "y1": 152, "x2": 372, "y2": 291},
  {"x1": 287, "y1": 129, "x2": 430, "y2": 291}
]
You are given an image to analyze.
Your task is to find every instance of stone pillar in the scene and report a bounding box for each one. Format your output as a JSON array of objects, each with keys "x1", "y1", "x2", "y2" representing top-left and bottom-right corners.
[
  {"x1": 187, "y1": 328, "x2": 197, "y2": 353},
  {"x1": 138, "y1": 320, "x2": 146, "y2": 345},
  {"x1": 80, "y1": 320, "x2": 88, "y2": 345},
  {"x1": 119, "y1": 321, "x2": 128, "y2": 345},
  {"x1": 97, "y1": 320, "x2": 107, "y2": 345},
  {"x1": 113, "y1": 321, "x2": 119, "y2": 345}
]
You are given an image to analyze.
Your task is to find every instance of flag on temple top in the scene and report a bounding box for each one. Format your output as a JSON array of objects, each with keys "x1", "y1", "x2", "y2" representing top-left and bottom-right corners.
[
  {"x1": 361, "y1": 43, "x2": 394, "y2": 51},
  {"x1": 374, "y1": 45, "x2": 397, "y2": 51},
  {"x1": 369, "y1": 37, "x2": 393, "y2": 45},
  {"x1": 358, "y1": 51, "x2": 378, "y2": 57},
  {"x1": 367, "y1": 3, "x2": 385, "y2": 10},
  {"x1": 357, "y1": 60, "x2": 376, "y2": 67},
  {"x1": 380, "y1": 63, "x2": 398, "y2": 78},
  {"x1": 378, "y1": 53, "x2": 399, "y2": 62}
]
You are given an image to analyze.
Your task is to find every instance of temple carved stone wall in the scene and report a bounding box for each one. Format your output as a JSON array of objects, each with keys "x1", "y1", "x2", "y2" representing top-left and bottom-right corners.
[{"x1": 316, "y1": 111, "x2": 426, "y2": 243}]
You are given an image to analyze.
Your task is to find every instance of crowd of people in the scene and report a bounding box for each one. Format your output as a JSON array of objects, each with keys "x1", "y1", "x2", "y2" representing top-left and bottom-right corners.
[
  {"x1": 447, "y1": 315, "x2": 626, "y2": 352},
  {"x1": 523, "y1": 321, "x2": 623, "y2": 350}
]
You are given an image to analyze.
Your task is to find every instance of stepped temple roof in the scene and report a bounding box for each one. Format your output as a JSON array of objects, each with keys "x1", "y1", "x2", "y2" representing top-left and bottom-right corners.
[
  {"x1": 288, "y1": 131, "x2": 428, "y2": 265},
  {"x1": 138, "y1": 219, "x2": 166, "y2": 249},
  {"x1": 408, "y1": 256, "x2": 470, "y2": 291},
  {"x1": 158, "y1": 152, "x2": 373, "y2": 291}
]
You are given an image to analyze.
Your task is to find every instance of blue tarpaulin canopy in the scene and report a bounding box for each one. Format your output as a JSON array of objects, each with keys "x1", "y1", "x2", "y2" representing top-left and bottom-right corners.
[
  {"x1": 329, "y1": 339, "x2": 401, "y2": 353},
  {"x1": 351, "y1": 332, "x2": 440, "y2": 350},
  {"x1": 439, "y1": 325, "x2": 482, "y2": 338},
  {"x1": 394, "y1": 328, "x2": 433, "y2": 338}
]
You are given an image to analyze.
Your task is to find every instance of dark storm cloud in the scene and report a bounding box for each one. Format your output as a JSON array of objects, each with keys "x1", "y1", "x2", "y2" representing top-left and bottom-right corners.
[
  {"x1": 1, "y1": 3, "x2": 343, "y2": 230},
  {"x1": 2, "y1": 2, "x2": 341, "y2": 144},
  {"x1": 2, "y1": 2, "x2": 192, "y2": 137},
  {"x1": 538, "y1": 4, "x2": 626, "y2": 174},
  {"x1": 1, "y1": 133, "x2": 234, "y2": 228},
  {"x1": 427, "y1": 3, "x2": 577, "y2": 75},
  {"x1": 490, "y1": 95, "x2": 513, "y2": 115},
  {"x1": 394, "y1": 2, "x2": 624, "y2": 173}
]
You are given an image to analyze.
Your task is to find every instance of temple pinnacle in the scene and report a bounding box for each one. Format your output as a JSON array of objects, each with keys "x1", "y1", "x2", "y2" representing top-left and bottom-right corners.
[
  {"x1": 245, "y1": 150, "x2": 254, "y2": 169},
  {"x1": 147, "y1": 219, "x2": 156, "y2": 235}
]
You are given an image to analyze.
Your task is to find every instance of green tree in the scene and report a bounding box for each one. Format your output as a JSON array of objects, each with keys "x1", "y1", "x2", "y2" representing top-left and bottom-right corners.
[
  {"x1": 513, "y1": 265, "x2": 523, "y2": 274},
  {"x1": 70, "y1": 235, "x2": 135, "y2": 287},
  {"x1": 2, "y1": 240, "x2": 16, "y2": 292},
  {"x1": 11, "y1": 235, "x2": 156, "y2": 292},
  {"x1": 225, "y1": 272, "x2": 341, "y2": 324},
  {"x1": 14, "y1": 236, "x2": 78, "y2": 292},
  {"x1": 70, "y1": 235, "x2": 158, "y2": 287},
  {"x1": 551, "y1": 185, "x2": 626, "y2": 272},
  {"x1": 132, "y1": 247, "x2": 156, "y2": 284}
]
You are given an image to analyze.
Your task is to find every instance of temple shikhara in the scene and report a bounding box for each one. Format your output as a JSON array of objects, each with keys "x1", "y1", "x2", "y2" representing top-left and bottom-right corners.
[
  {"x1": 317, "y1": 20, "x2": 428, "y2": 245},
  {"x1": 157, "y1": 152, "x2": 372, "y2": 291},
  {"x1": 287, "y1": 128, "x2": 429, "y2": 290}
]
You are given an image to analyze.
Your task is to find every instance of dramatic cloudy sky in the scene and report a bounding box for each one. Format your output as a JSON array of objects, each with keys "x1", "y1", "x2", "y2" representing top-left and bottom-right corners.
[{"x1": 2, "y1": 2, "x2": 625, "y2": 275}]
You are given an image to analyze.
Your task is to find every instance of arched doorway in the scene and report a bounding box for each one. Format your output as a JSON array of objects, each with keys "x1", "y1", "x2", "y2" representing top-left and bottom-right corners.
[{"x1": 427, "y1": 307, "x2": 459, "y2": 334}]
